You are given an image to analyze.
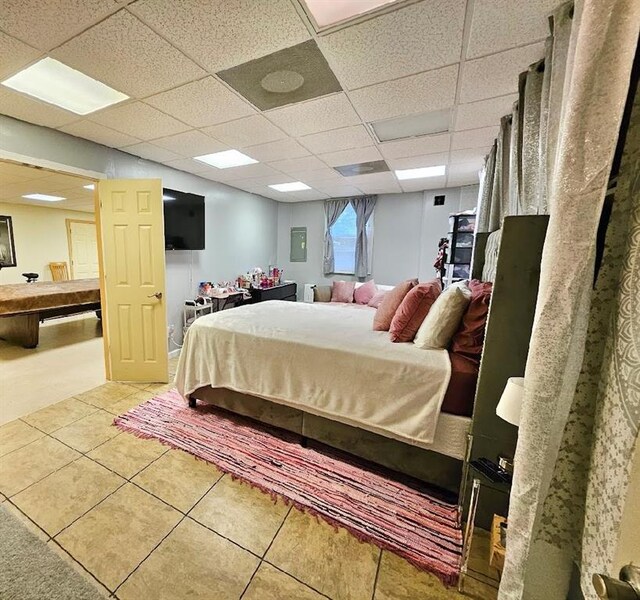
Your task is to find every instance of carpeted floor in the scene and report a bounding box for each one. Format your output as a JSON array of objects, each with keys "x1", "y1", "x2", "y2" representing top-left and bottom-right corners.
[
  {"x1": 0, "y1": 506, "x2": 105, "y2": 600},
  {"x1": 115, "y1": 390, "x2": 463, "y2": 586}
]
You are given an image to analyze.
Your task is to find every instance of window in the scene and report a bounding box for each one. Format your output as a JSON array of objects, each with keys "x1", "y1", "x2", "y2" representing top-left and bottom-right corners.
[{"x1": 330, "y1": 203, "x2": 374, "y2": 274}]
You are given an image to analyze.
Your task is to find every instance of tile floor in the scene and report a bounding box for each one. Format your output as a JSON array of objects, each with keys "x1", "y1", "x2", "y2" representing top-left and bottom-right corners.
[{"x1": 0, "y1": 359, "x2": 499, "y2": 600}]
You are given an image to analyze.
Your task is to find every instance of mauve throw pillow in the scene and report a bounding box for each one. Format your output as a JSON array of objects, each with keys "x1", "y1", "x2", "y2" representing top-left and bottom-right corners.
[
  {"x1": 331, "y1": 280, "x2": 355, "y2": 303},
  {"x1": 450, "y1": 279, "x2": 493, "y2": 363},
  {"x1": 368, "y1": 290, "x2": 388, "y2": 309},
  {"x1": 373, "y1": 279, "x2": 418, "y2": 331},
  {"x1": 354, "y1": 280, "x2": 377, "y2": 305},
  {"x1": 389, "y1": 279, "x2": 442, "y2": 342}
]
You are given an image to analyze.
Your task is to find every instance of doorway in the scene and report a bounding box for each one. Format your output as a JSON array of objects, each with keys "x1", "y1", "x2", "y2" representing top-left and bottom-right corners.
[{"x1": 67, "y1": 219, "x2": 100, "y2": 279}]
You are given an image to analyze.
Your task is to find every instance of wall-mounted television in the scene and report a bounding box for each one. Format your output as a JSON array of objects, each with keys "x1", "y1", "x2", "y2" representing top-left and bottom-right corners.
[{"x1": 163, "y1": 188, "x2": 205, "y2": 250}]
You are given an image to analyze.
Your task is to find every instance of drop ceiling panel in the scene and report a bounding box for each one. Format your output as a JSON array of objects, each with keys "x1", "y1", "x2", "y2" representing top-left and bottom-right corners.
[
  {"x1": 0, "y1": 31, "x2": 42, "y2": 80},
  {"x1": 58, "y1": 120, "x2": 141, "y2": 147},
  {"x1": 121, "y1": 142, "x2": 181, "y2": 163},
  {"x1": 459, "y1": 42, "x2": 545, "y2": 103},
  {"x1": 378, "y1": 133, "x2": 451, "y2": 160},
  {"x1": 199, "y1": 162, "x2": 281, "y2": 182},
  {"x1": 202, "y1": 115, "x2": 286, "y2": 148},
  {"x1": 299, "y1": 125, "x2": 373, "y2": 154},
  {"x1": 0, "y1": 0, "x2": 120, "y2": 52},
  {"x1": 130, "y1": 0, "x2": 311, "y2": 73},
  {"x1": 145, "y1": 77, "x2": 256, "y2": 129},
  {"x1": 152, "y1": 130, "x2": 228, "y2": 157},
  {"x1": 290, "y1": 168, "x2": 344, "y2": 184},
  {"x1": 451, "y1": 126, "x2": 499, "y2": 150},
  {"x1": 0, "y1": 162, "x2": 50, "y2": 180},
  {"x1": 387, "y1": 152, "x2": 449, "y2": 170},
  {"x1": 349, "y1": 65, "x2": 458, "y2": 122},
  {"x1": 0, "y1": 89, "x2": 78, "y2": 128},
  {"x1": 311, "y1": 183, "x2": 363, "y2": 197},
  {"x1": 319, "y1": 146, "x2": 382, "y2": 168},
  {"x1": 449, "y1": 148, "x2": 487, "y2": 164},
  {"x1": 243, "y1": 138, "x2": 310, "y2": 162},
  {"x1": 290, "y1": 189, "x2": 330, "y2": 202},
  {"x1": 455, "y1": 94, "x2": 518, "y2": 131},
  {"x1": 52, "y1": 10, "x2": 206, "y2": 98},
  {"x1": 447, "y1": 161, "x2": 482, "y2": 186},
  {"x1": 162, "y1": 158, "x2": 216, "y2": 176},
  {"x1": 267, "y1": 156, "x2": 330, "y2": 176},
  {"x1": 265, "y1": 93, "x2": 361, "y2": 137},
  {"x1": 467, "y1": 0, "x2": 556, "y2": 59},
  {"x1": 400, "y1": 175, "x2": 446, "y2": 192},
  {"x1": 345, "y1": 172, "x2": 401, "y2": 194},
  {"x1": 90, "y1": 102, "x2": 190, "y2": 140},
  {"x1": 320, "y1": 0, "x2": 466, "y2": 90}
]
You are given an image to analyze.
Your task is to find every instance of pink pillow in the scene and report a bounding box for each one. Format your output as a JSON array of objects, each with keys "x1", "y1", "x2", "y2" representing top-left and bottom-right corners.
[
  {"x1": 368, "y1": 290, "x2": 387, "y2": 309},
  {"x1": 331, "y1": 281, "x2": 355, "y2": 303},
  {"x1": 373, "y1": 279, "x2": 418, "y2": 331},
  {"x1": 389, "y1": 280, "x2": 442, "y2": 342},
  {"x1": 354, "y1": 280, "x2": 376, "y2": 305}
]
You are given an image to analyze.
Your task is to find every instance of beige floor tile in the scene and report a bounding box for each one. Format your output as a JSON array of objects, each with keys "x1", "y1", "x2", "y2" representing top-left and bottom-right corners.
[
  {"x1": 132, "y1": 449, "x2": 222, "y2": 513},
  {"x1": 243, "y1": 563, "x2": 326, "y2": 600},
  {"x1": 56, "y1": 483, "x2": 182, "y2": 591},
  {"x1": 88, "y1": 433, "x2": 167, "y2": 479},
  {"x1": 266, "y1": 508, "x2": 380, "y2": 600},
  {"x1": 22, "y1": 398, "x2": 98, "y2": 434},
  {"x1": 51, "y1": 410, "x2": 119, "y2": 453},
  {"x1": 2, "y1": 501, "x2": 50, "y2": 542},
  {"x1": 0, "y1": 436, "x2": 80, "y2": 497},
  {"x1": 0, "y1": 420, "x2": 44, "y2": 457},
  {"x1": 76, "y1": 382, "x2": 139, "y2": 411},
  {"x1": 117, "y1": 518, "x2": 259, "y2": 600},
  {"x1": 12, "y1": 456, "x2": 124, "y2": 536},
  {"x1": 47, "y1": 541, "x2": 112, "y2": 598},
  {"x1": 461, "y1": 577, "x2": 498, "y2": 600},
  {"x1": 191, "y1": 475, "x2": 289, "y2": 555},
  {"x1": 100, "y1": 389, "x2": 156, "y2": 416}
]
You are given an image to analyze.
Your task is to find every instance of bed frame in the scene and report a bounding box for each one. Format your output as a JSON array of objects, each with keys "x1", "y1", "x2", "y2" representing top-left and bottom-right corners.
[{"x1": 191, "y1": 215, "x2": 549, "y2": 500}]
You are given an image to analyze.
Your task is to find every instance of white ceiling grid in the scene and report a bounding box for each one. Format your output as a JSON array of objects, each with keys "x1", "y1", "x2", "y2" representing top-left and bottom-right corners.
[{"x1": 0, "y1": 0, "x2": 552, "y2": 202}]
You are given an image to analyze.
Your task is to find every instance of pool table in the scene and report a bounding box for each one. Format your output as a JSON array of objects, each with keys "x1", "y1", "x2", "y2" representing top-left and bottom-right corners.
[{"x1": 0, "y1": 278, "x2": 101, "y2": 348}]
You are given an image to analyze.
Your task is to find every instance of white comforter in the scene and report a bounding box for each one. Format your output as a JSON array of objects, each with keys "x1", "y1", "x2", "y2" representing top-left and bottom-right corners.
[{"x1": 175, "y1": 301, "x2": 452, "y2": 446}]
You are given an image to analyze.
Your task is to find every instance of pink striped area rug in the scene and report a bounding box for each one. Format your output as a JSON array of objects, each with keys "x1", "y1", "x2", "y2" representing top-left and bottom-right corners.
[{"x1": 114, "y1": 390, "x2": 462, "y2": 586}]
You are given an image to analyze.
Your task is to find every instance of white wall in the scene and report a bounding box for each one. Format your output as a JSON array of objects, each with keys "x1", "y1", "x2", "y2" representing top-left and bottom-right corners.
[
  {"x1": 276, "y1": 185, "x2": 479, "y2": 291},
  {"x1": 0, "y1": 115, "x2": 278, "y2": 344},
  {"x1": 0, "y1": 202, "x2": 95, "y2": 284}
]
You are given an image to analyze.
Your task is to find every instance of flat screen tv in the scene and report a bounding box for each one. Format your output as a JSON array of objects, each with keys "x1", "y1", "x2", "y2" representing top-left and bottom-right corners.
[{"x1": 163, "y1": 188, "x2": 205, "y2": 250}]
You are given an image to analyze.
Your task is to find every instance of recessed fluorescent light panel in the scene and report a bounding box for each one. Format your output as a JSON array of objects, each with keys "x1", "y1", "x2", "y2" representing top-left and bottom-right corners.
[
  {"x1": 1, "y1": 58, "x2": 129, "y2": 115},
  {"x1": 22, "y1": 193, "x2": 65, "y2": 202},
  {"x1": 194, "y1": 150, "x2": 257, "y2": 169},
  {"x1": 371, "y1": 108, "x2": 452, "y2": 142},
  {"x1": 395, "y1": 165, "x2": 446, "y2": 180},
  {"x1": 268, "y1": 182, "x2": 311, "y2": 192},
  {"x1": 83, "y1": 184, "x2": 95, "y2": 190}
]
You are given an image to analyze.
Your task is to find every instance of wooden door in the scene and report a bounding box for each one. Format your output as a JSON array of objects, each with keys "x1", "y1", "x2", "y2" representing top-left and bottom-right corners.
[
  {"x1": 97, "y1": 179, "x2": 168, "y2": 383},
  {"x1": 67, "y1": 219, "x2": 99, "y2": 279}
]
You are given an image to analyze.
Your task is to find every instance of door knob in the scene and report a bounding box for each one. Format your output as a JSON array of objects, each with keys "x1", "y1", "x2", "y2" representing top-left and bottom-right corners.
[{"x1": 147, "y1": 292, "x2": 163, "y2": 300}]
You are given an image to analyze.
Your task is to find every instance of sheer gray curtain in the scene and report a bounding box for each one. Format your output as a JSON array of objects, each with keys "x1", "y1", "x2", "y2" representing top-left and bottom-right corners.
[
  {"x1": 322, "y1": 199, "x2": 349, "y2": 275},
  {"x1": 351, "y1": 196, "x2": 376, "y2": 278}
]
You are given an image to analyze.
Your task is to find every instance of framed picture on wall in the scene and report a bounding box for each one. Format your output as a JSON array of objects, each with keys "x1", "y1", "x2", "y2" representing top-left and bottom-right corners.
[{"x1": 0, "y1": 215, "x2": 17, "y2": 268}]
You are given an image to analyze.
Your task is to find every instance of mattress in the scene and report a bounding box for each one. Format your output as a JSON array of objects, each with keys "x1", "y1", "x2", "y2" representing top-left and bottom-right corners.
[{"x1": 176, "y1": 300, "x2": 453, "y2": 447}]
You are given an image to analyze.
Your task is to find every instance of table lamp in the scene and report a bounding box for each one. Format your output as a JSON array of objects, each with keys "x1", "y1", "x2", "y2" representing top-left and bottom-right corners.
[{"x1": 496, "y1": 377, "x2": 525, "y2": 427}]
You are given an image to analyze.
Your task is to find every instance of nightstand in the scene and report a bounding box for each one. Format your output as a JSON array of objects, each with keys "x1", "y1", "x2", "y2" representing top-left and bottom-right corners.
[{"x1": 249, "y1": 281, "x2": 297, "y2": 303}]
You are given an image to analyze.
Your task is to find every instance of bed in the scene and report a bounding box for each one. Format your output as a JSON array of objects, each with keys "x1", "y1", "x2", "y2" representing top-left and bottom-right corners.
[{"x1": 0, "y1": 278, "x2": 101, "y2": 348}]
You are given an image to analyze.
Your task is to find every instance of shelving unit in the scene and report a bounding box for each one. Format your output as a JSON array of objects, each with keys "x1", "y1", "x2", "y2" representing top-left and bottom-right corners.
[
  {"x1": 444, "y1": 212, "x2": 476, "y2": 285},
  {"x1": 183, "y1": 300, "x2": 213, "y2": 337}
]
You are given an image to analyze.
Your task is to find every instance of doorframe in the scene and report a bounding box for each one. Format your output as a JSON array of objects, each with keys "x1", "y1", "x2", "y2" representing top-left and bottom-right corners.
[{"x1": 65, "y1": 218, "x2": 97, "y2": 280}]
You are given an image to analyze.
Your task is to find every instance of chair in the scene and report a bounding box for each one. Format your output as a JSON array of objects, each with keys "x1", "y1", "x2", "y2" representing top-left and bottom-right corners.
[{"x1": 49, "y1": 262, "x2": 69, "y2": 281}]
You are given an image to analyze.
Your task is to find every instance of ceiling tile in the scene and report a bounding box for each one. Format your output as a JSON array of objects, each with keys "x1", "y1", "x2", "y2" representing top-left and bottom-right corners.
[
  {"x1": 0, "y1": 88, "x2": 78, "y2": 128},
  {"x1": 290, "y1": 169, "x2": 345, "y2": 184},
  {"x1": 267, "y1": 156, "x2": 330, "y2": 176},
  {"x1": 298, "y1": 125, "x2": 374, "y2": 154},
  {"x1": 202, "y1": 115, "x2": 286, "y2": 148},
  {"x1": 152, "y1": 130, "x2": 228, "y2": 157},
  {"x1": 130, "y1": 0, "x2": 310, "y2": 72},
  {"x1": 319, "y1": 0, "x2": 465, "y2": 90},
  {"x1": 0, "y1": 31, "x2": 42, "y2": 80},
  {"x1": 349, "y1": 65, "x2": 458, "y2": 122},
  {"x1": 387, "y1": 152, "x2": 449, "y2": 170},
  {"x1": 290, "y1": 189, "x2": 330, "y2": 202},
  {"x1": 242, "y1": 139, "x2": 310, "y2": 162},
  {"x1": 0, "y1": 162, "x2": 50, "y2": 179},
  {"x1": 467, "y1": 0, "x2": 557, "y2": 59},
  {"x1": 90, "y1": 102, "x2": 190, "y2": 140},
  {"x1": 451, "y1": 126, "x2": 498, "y2": 150},
  {"x1": 121, "y1": 142, "x2": 181, "y2": 163},
  {"x1": 318, "y1": 146, "x2": 382, "y2": 168},
  {"x1": 459, "y1": 42, "x2": 545, "y2": 103},
  {"x1": 344, "y1": 172, "x2": 401, "y2": 194},
  {"x1": 449, "y1": 148, "x2": 487, "y2": 164},
  {"x1": 265, "y1": 93, "x2": 360, "y2": 137},
  {"x1": 378, "y1": 133, "x2": 451, "y2": 160},
  {"x1": 455, "y1": 94, "x2": 518, "y2": 131},
  {"x1": 447, "y1": 172, "x2": 481, "y2": 187},
  {"x1": 0, "y1": 0, "x2": 119, "y2": 51},
  {"x1": 447, "y1": 162, "x2": 482, "y2": 186},
  {"x1": 145, "y1": 77, "x2": 256, "y2": 129},
  {"x1": 162, "y1": 157, "x2": 216, "y2": 175},
  {"x1": 311, "y1": 182, "x2": 363, "y2": 197},
  {"x1": 400, "y1": 175, "x2": 447, "y2": 192},
  {"x1": 58, "y1": 120, "x2": 141, "y2": 147},
  {"x1": 199, "y1": 162, "x2": 281, "y2": 182}
]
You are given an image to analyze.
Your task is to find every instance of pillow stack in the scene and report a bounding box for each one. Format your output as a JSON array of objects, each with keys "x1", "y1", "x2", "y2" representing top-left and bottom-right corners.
[{"x1": 330, "y1": 279, "x2": 378, "y2": 304}]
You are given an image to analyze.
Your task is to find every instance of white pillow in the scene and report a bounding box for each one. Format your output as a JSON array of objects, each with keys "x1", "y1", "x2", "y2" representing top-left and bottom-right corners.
[{"x1": 414, "y1": 281, "x2": 472, "y2": 349}]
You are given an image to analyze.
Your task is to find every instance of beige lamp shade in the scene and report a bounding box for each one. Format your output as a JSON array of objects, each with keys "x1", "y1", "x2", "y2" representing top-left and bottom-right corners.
[{"x1": 496, "y1": 377, "x2": 525, "y2": 427}]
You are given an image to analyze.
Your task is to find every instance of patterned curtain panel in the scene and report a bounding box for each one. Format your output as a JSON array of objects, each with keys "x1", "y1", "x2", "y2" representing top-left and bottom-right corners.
[
  {"x1": 350, "y1": 195, "x2": 377, "y2": 279},
  {"x1": 476, "y1": 142, "x2": 497, "y2": 233},
  {"x1": 322, "y1": 198, "x2": 349, "y2": 275},
  {"x1": 499, "y1": 1, "x2": 640, "y2": 599}
]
